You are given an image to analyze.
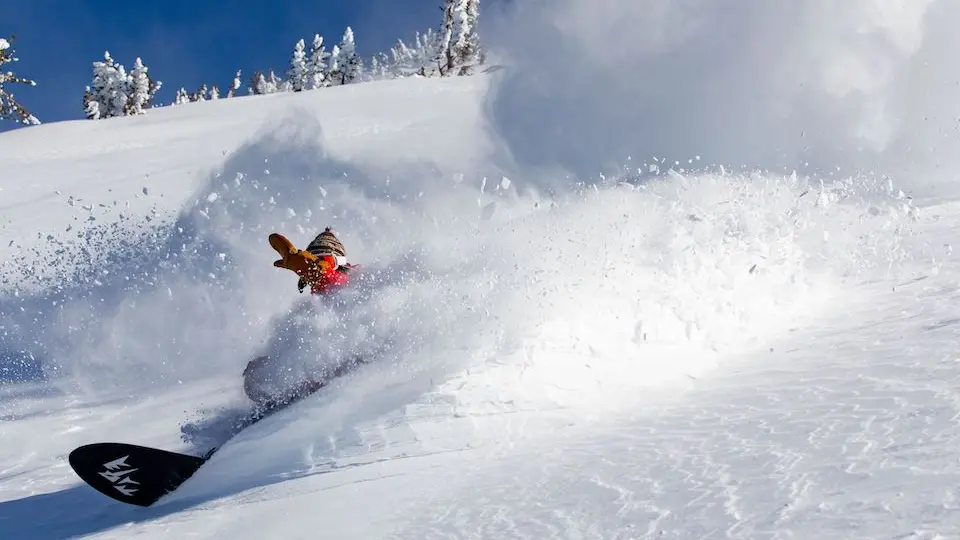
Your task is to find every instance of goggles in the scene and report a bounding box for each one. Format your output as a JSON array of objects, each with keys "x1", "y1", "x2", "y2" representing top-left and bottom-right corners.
[{"x1": 316, "y1": 252, "x2": 348, "y2": 268}]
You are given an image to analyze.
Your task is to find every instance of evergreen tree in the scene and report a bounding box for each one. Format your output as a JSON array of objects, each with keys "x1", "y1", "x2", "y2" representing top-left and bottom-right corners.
[
  {"x1": 83, "y1": 86, "x2": 100, "y2": 120},
  {"x1": 174, "y1": 87, "x2": 191, "y2": 105},
  {"x1": 265, "y1": 71, "x2": 281, "y2": 93},
  {"x1": 307, "y1": 34, "x2": 327, "y2": 89},
  {"x1": 389, "y1": 39, "x2": 413, "y2": 77},
  {"x1": 227, "y1": 70, "x2": 241, "y2": 97},
  {"x1": 438, "y1": 0, "x2": 456, "y2": 76},
  {"x1": 368, "y1": 52, "x2": 390, "y2": 81},
  {"x1": 85, "y1": 52, "x2": 163, "y2": 118},
  {"x1": 390, "y1": 28, "x2": 443, "y2": 77},
  {"x1": 125, "y1": 57, "x2": 161, "y2": 115},
  {"x1": 0, "y1": 36, "x2": 39, "y2": 125},
  {"x1": 246, "y1": 71, "x2": 282, "y2": 94},
  {"x1": 435, "y1": 0, "x2": 481, "y2": 76},
  {"x1": 193, "y1": 84, "x2": 208, "y2": 102},
  {"x1": 327, "y1": 45, "x2": 342, "y2": 86},
  {"x1": 336, "y1": 27, "x2": 362, "y2": 85},
  {"x1": 209, "y1": 85, "x2": 220, "y2": 99},
  {"x1": 453, "y1": 0, "x2": 481, "y2": 75},
  {"x1": 415, "y1": 29, "x2": 443, "y2": 75},
  {"x1": 87, "y1": 51, "x2": 130, "y2": 118},
  {"x1": 248, "y1": 71, "x2": 265, "y2": 95},
  {"x1": 287, "y1": 38, "x2": 308, "y2": 92}
]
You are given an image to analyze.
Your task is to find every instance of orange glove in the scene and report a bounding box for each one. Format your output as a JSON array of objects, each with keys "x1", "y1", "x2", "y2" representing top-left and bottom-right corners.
[{"x1": 268, "y1": 233, "x2": 335, "y2": 289}]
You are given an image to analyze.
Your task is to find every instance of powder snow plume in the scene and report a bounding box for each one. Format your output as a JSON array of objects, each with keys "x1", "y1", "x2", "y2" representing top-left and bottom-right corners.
[
  {"x1": 0, "y1": 2, "x2": 932, "y2": 432},
  {"x1": 483, "y1": 0, "x2": 960, "y2": 199},
  {"x1": 0, "y1": 109, "x2": 919, "y2": 421}
]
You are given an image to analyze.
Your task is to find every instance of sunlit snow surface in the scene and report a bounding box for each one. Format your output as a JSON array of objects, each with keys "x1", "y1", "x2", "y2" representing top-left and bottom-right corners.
[{"x1": 0, "y1": 57, "x2": 957, "y2": 540}]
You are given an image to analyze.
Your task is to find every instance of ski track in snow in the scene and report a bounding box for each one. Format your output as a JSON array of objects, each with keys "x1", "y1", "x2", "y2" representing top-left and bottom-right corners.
[{"x1": 393, "y1": 268, "x2": 960, "y2": 540}]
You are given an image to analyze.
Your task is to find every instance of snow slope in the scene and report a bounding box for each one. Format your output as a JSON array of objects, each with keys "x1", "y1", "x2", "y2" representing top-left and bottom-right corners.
[{"x1": 1, "y1": 15, "x2": 958, "y2": 539}]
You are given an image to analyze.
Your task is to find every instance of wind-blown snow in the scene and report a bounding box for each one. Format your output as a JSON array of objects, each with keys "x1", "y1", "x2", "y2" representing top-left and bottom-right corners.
[
  {"x1": 485, "y1": 0, "x2": 960, "y2": 197},
  {"x1": 1, "y1": 4, "x2": 958, "y2": 538}
]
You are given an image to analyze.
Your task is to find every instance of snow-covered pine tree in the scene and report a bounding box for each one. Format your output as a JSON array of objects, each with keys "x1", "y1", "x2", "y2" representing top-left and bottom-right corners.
[
  {"x1": 174, "y1": 87, "x2": 191, "y2": 105},
  {"x1": 86, "y1": 51, "x2": 130, "y2": 119},
  {"x1": 248, "y1": 71, "x2": 265, "y2": 95},
  {"x1": 437, "y1": 0, "x2": 481, "y2": 76},
  {"x1": 126, "y1": 57, "x2": 147, "y2": 114},
  {"x1": 265, "y1": 71, "x2": 282, "y2": 93},
  {"x1": 438, "y1": 0, "x2": 456, "y2": 76},
  {"x1": 246, "y1": 71, "x2": 282, "y2": 94},
  {"x1": 125, "y1": 57, "x2": 161, "y2": 115},
  {"x1": 193, "y1": 84, "x2": 208, "y2": 102},
  {"x1": 389, "y1": 39, "x2": 413, "y2": 77},
  {"x1": 0, "y1": 36, "x2": 39, "y2": 125},
  {"x1": 336, "y1": 27, "x2": 363, "y2": 85},
  {"x1": 209, "y1": 85, "x2": 220, "y2": 99},
  {"x1": 368, "y1": 52, "x2": 390, "y2": 81},
  {"x1": 367, "y1": 55, "x2": 379, "y2": 81},
  {"x1": 287, "y1": 38, "x2": 308, "y2": 92},
  {"x1": 307, "y1": 34, "x2": 327, "y2": 89},
  {"x1": 83, "y1": 86, "x2": 99, "y2": 120},
  {"x1": 388, "y1": 28, "x2": 442, "y2": 77},
  {"x1": 453, "y1": 0, "x2": 481, "y2": 75},
  {"x1": 415, "y1": 28, "x2": 442, "y2": 76},
  {"x1": 227, "y1": 70, "x2": 241, "y2": 97},
  {"x1": 326, "y1": 45, "x2": 342, "y2": 86}
]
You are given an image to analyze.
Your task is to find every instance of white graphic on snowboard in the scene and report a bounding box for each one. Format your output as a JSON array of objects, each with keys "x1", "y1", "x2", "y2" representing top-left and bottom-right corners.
[{"x1": 98, "y1": 455, "x2": 140, "y2": 496}]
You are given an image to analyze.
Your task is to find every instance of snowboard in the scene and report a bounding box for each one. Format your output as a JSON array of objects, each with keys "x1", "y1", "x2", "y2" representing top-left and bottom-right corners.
[
  {"x1": 67, "y1": 381, "x2": 321, "y2": 507},
  {"x1": 68, "y1": 442, "x2": 208, "y2": 507}
]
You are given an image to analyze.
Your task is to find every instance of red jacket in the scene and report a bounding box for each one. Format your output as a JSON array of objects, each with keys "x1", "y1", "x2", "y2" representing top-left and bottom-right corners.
[{"x1": 308, "y1": 254, "x2": 354, "y2": 295}]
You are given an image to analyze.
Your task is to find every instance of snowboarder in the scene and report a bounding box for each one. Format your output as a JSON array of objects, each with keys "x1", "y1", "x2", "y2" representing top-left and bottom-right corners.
[
  {"x1": 269, "y1": 227, "x2": 356, "y2": 295},
  {"x1": 242, "y1": 227, "x2": 357, "y2": 405}
]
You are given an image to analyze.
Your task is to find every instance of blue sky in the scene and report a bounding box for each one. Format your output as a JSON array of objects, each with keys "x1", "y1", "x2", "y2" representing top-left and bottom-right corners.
[{"x1": 4, "y1": 0, "x2": 443, "y2": 130}]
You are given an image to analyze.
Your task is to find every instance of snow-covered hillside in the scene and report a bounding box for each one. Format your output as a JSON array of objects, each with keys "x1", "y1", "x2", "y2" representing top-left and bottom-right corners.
[{"x1": 5, "y1": 3, "x2": 960, "y2": 537}]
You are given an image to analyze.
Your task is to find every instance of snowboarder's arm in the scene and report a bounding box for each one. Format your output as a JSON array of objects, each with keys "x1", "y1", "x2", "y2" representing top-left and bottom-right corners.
[{"x1": 268, "y1": 233, "x2": 334, "y2": 290}]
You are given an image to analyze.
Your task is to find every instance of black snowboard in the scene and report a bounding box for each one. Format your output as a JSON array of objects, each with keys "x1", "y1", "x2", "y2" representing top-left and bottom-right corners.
[
  {"x1": 68, "y1": 352, "x2": 374, "y2": 507},
  {"x1": 67, "y1": 381, "x2": 322, "y2": 507},
  {"x1": 68, "y1": 443, "x2": 208, "y2": 507}
]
